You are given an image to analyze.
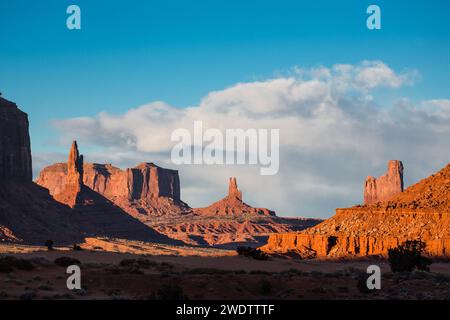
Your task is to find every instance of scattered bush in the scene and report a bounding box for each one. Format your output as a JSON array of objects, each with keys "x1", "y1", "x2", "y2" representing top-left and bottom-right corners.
[
  {"x1": 236, "y1": 246, "x2": 269, "y2": 260},
  {"x1": 54, "y1": 256, "x2": 81, "y2": 267},
  {"x1": 388, "y1": 240, "x2": 432, "y2": 273},
  {"x1": 45, "y1": 240, "x2": 54, "y2": 251}
]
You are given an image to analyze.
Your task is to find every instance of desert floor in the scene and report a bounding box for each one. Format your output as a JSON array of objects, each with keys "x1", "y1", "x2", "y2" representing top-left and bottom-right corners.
[{"x1": 1, "y1": 239, "x2": 449, "y2": 300}]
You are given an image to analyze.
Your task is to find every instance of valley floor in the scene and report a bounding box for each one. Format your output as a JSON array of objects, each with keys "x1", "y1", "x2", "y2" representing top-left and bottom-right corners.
[{"x1": 1, "y1": 239, "x2": 450, "y2": 300}]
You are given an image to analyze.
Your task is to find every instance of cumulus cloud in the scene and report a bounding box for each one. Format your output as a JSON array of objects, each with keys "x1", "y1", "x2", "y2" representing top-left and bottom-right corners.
[{"x1": 43, "y1": 61, "x2": 450, "y2": 218}]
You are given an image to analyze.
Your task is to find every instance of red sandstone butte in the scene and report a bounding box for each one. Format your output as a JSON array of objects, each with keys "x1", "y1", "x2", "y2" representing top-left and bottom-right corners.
[
  {"x1": 0, "y1": 96, "x2": 83, "y2": 244},
  {"x1": 37, "y1": 156, "x2": 190, "y2": 217},
  {"x1": 364, "y1": 160, "x2": 404, "y2": 205},
  {"x1": 0, "y1": 96, "x2": 32, "y2": 180},
  {"x1": 261, "y1": 162, "x2": 450, "y2": 258}
]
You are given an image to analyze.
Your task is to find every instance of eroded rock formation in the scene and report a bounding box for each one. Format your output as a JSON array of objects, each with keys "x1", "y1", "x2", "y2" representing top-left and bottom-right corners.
[
  {"x1": 364, "y1": 160, "x2": 404, "y2": 205},
  {"x1": 37, "y1": 154, "x2": 319, "y2": 246},
  {"x1": 0, "y1": 97, "x2": 82, "y2": 244},
  {"x1": 194, "y1": 177, "x2": 275, "y2": 217},
  {"x1": 53, "y1": 141, "x2": 84, "y2": 207},
  {"x1": 261, "y1": 163, "x2": 450, "y2": 258},
  {"x1": 0, "y1": 97, "x2": 32, "y2": 180},
  {"x1": 37, "y1": 157, "x2": 189, "y2": 216}
]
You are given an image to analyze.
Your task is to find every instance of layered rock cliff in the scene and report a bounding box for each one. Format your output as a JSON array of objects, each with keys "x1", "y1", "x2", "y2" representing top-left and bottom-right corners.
[
  {"x1": 0, "y1": 97, "x2": 32, "y2": 180},
  {"x1": 37, "y1": 142, "x2": 182, "y2": 243},
  {"x1": 364, "y1": 160, "x2": 404, "y2": 205},
  {"x1": 37, "y1": 157, "x2": 189, "y2": 217},
  {"x1": 261, "y1": 162, "x2": 450, "y2": 258},
  {"x1": 0, "y1": 97, "x2": 82, "y2": 244}
]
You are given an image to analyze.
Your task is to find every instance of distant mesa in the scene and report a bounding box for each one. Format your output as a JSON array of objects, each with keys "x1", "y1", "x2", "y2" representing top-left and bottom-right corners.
[
  {"x1": 364, "y1": 160, "x2": 404, "y2": 205},
  {"x1": 36, "y1": 144, "x2": 190, "y2": 217}
]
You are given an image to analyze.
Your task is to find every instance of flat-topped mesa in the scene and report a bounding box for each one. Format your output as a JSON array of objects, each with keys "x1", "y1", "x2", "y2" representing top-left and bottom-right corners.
[
  {"x1": 364, "y1": 160, "x2": 404, "y2": 205},
  {"x1": 127, "y1": 163, "x2": 181, "y2": 202},
  {"x1": 0, "y1": 97, "x2": 32, "y2": 181},
  {"x1": 36, "y1": 147, "x2": 187, "y2": 215}
]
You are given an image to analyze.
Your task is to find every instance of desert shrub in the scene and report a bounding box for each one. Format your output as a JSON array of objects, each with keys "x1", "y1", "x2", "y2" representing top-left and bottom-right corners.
[
  {"x1": 45, "y1": 240, "x2": 54, "y2": 251},
  {"x1": 0, "y1": 256, "x2": 34, "y2": 272},
  {"x1": 236, "y1": 246, "x2": 269, "y2": 261},
  {"x1": 54, "y1": 256, "x2": 81, "y2": 267},
  {"x1": 257, "y1": 279, "x2": 272, "y2": 295},
  {"x1": 155, "y1": 283, "x2": 188, "y2": 300},
  {"x1": 388, "y1": 240, "x2": 432, "y2": 273}
]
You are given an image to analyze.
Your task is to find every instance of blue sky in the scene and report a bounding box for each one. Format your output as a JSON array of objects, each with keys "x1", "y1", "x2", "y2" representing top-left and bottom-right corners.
[
  {"x1": 1, "y1": 0, "x2": 450, "y2": 152},
  {"x1": 1, "y1": 1, "x2": 450, "y2": 217}
]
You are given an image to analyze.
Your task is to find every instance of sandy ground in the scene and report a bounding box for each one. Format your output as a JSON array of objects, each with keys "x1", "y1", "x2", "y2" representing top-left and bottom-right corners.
[{"x1": 1, "y1": 239, "x2": 450, "y2": 300}]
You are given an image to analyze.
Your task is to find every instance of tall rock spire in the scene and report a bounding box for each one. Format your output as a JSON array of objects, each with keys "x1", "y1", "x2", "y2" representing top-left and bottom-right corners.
[
  {"x1": 54, "y1": 141, "x2": 84, "y2": 207},
  {"x1": 228, "y1": 177, "x2": 242, "y2": 201},
  {"x1": 66, "y1": 141, "x2": 84, "y2": 190}
]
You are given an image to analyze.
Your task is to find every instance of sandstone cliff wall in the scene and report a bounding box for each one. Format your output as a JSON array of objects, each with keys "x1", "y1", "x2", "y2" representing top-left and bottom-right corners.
[
  {"x1": 261, "y1": 233, "x2": 450, "y2": 258},
  {"x1": 0, "y1": 97, "x2": 32, "y2": 180},
  {"x1": 37, "y1": 161, "x2": 181, "y2": 203}
]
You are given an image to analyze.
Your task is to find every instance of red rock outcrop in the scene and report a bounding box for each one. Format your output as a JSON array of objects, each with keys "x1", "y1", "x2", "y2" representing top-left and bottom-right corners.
[
  {"x1": 0, "y1": 96, "x2": 83, "y2": 244},
  {"x1": 37, "y1": 141, "x2": 181, "y2": 244},
  {"x1": 152, "y1": 216, "x2": 321, "y2": 248},
  {"x1": 37, "y1": 158, "x2": 320, "y2": 246},
  {"x1": 150, "y1": 178, "x2": 320, "y2": 248},
  {"x1": 194, "y1": 178, "x2": 275, "y2": 217},
  {"x1": 364, "y1": 160, "x2": 404, "y2": 205},
  {"x1": 37, "y1": 159, "x2": 189, "y2": 216},
  {"x1": 0, "y1": 96, "x2": 32, "y2": 180},
  {"x1": 261, "y1": 162, "x2": 450, "y2": 258},
  {"x1": 53, "y1": 141, "x2": 84, "y2": 207}
]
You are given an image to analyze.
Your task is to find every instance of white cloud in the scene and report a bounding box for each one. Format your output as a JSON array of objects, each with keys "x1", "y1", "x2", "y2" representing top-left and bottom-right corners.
[{"x1": 41, "y1": 61, "x2": 450, "y2": 218}]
